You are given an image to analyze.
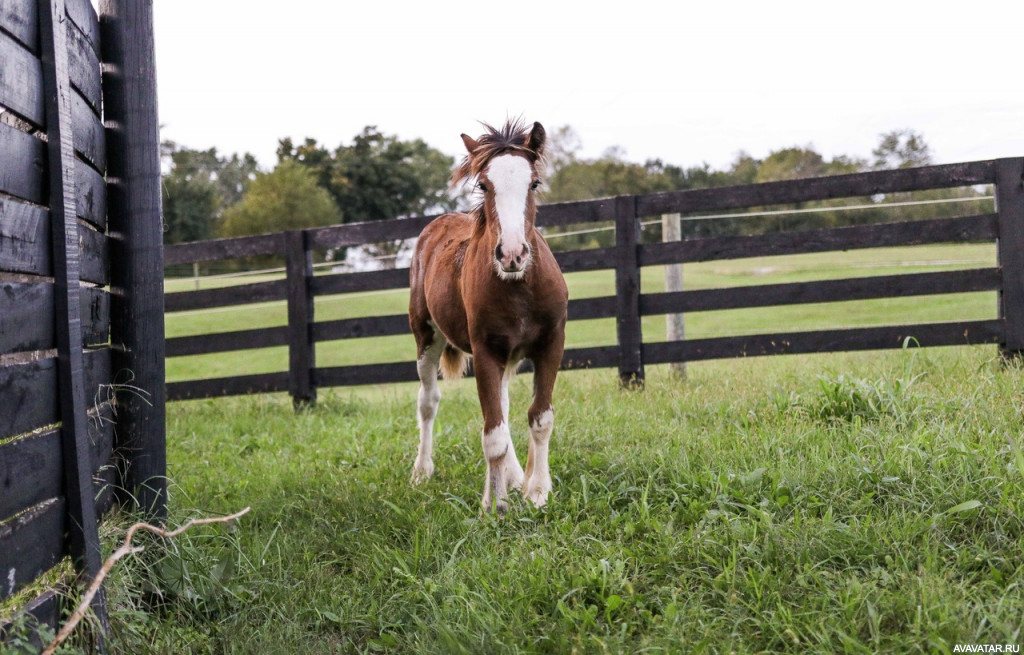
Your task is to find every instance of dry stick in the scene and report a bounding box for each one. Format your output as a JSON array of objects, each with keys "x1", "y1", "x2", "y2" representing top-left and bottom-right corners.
[{"x1": 42, "y1": 507, "x2": 252, "y2": 655}]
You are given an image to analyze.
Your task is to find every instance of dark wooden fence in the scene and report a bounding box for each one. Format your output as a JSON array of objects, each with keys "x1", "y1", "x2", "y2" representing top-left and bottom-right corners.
[
  {"x1": 165, "y1": 157, "x2": 1024, "y2": 403},
  {"x1": 1, "y1": 0, "x2": 164, "y2": 646}
]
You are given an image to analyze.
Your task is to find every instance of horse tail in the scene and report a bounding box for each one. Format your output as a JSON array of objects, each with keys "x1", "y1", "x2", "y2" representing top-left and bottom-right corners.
[{"x1": 439, "y1": 344, "x2": 469, "y2": 381}]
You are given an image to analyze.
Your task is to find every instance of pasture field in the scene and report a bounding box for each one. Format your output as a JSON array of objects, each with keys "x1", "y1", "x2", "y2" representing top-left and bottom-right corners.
[
  {"x1": 96, "y1": 347, "x2": 1024, "y2": 654},
  {"x1": 78, "y1": 242, "x2": 1020, "y2": 654},
  {"x1": 164, "y1": 243, "x2": 998, "y2": 381}
]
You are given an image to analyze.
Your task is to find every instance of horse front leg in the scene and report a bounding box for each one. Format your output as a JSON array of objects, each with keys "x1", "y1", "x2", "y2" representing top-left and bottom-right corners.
[
  {"x1": 501, "y1": 366, "x2": 525, "y2": 491},
  {"x1": 523, "y1": 340, "x2": 562, "y2": 508},
  {"x1": 474, "y1": 352, "x2": 512, "y2": 515}
]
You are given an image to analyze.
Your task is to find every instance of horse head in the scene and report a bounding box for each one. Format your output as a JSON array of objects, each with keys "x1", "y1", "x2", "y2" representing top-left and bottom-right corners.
[{"x1": 454, "y1": 120, "x2": 547, "y2": 281}]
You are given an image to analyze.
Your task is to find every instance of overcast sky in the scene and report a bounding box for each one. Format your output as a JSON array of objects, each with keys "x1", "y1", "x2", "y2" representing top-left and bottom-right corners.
[{"x1": 152, "y1": 0, "x2": 1024, "y2": 172}]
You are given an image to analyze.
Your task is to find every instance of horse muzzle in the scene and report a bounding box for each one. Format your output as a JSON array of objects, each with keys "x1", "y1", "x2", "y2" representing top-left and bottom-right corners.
[{"x1": 494, "y1": 242, "x2": 531, "y2": 278}]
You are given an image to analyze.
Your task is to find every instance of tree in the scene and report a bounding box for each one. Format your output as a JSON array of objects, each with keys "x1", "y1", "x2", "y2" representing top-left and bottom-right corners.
[
  {"x1": 161, "y1": 142, "x2": 260, "y2": 243},
  {"x1": 277, "y1": 127, "x2": 457, "y2": 267},
  {"x1": 218, "y1": 161, "x2": 341, "y2": 238},
  {"x1": 872, "y1": 129, "x2": 932, "y2": 170},
  {"x1": 277, "y1": 126, "x2": 457, "y2": 222}
]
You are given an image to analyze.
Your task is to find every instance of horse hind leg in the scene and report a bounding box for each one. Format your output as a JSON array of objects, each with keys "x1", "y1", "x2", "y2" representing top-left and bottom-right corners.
[{"x1": 411, "y1": 325, "x2": 445, "y2": 484}]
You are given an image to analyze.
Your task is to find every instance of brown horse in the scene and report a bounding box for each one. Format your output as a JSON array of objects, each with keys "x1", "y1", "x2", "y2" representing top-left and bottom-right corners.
[{"x1": 408, "y1": 120, "x2": 568, "y2": 514}]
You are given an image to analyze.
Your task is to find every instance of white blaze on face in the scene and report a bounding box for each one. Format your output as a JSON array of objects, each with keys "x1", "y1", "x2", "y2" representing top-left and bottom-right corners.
[{"x1": 486, "y1": 154, "x2": 533, "y2": 277}]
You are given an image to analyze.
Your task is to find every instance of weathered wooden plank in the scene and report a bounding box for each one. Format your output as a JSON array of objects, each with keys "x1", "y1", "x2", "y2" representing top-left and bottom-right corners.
[
  {"x1": 554, "y1": 246, "x2": 617, "y2": 274},
  {"x1": 65, "y1": 0, "x2": 99, "y2": 57},
  {"x1": 166, "y1": 371, "x2": 290, "y2": 401},
  {"x1": 640, "y1": 268, "x2": 1002, "y2": 316},
  {"x1": 639, "y1": 214, "x2": 1000, "y2": 267},
  {"x1": 40, "y1": 0, "x2": 106, "y2": 622},
  {"x1": 71, "y1": 89, "x2": 105, "y2": 172},
  {"x1": 0, "y1": 283, "x2": 109, "y2": 355},
  {"x1": 313, "y1": 314, "x2": 410, "y2": 342},
  {"x1": 67, "y1": 16, "x2": 102, "y2": 115},
  {"x1": 0, "y1": 29, "x2": 43, "y2": 127},
  {"x1": 0, "y1": 203, "x2": 107, "y2": 279},
  {"x1": 643, "y1": 319, "x2": 1004, "y2": 365},
  {"x1": 0, "y1": 401, "x2": 116, "y2": 523},
  {"x1": 82, "y1": 286, "x2": 110, "y2": 345},
  {"x1": 0, "y1": 347, "x2": 110, "y2": 441},
  {"x1": 286, "y1": 231, "x2": 315, "y2": 405},
  {"x1": 314, "y1": 361, "x2": 418, "y2": 387},
  {"x1": 538, "y1": 197, "x2": 617, "y2": 229},
  {"x1": 0, "y1": 122, "x2": 45, "y2": 205},
  {"x1": 560, "y1": 345, "x2": 619, "y2": 370},
  {"x1": 0, "y1": 590, "x2": 60, "y2": 650},
  {"x1": 166, "y1": 325, "x2": 288, "y2": 357},
  {"x1": 307, "y1": 215, "x2": 439, "y2": 251},
  {"x1": 0, "y1": 0, "x2": 38, "y2": 53},
  {"x1": 0, "y1": 431, "x2": 61, "y2": 525},
  {"x1": 79, "y1": 224, "x2": 108, "y2": 285},
  {"x1": 637, "y1": 160, "x2": 997, "y2": 217},
  {"x1": 614, "y1": 195, "x2": 643, "y2": 386},
  {"x1": 0, "y1": 123, "x2": 104, "y2": 226},
  {"x1": 164, "y1": 278, "x2": 288, "y2": 312},
  {"x1": 311, "y1": 268, "x2": 410, "y2": 296},
  {"x1": 76, "y1": 158, "x2": 107, "y2": 230},
  {"x1": 0, "y1": 498, "x2": 66, "y2": 602},
  {"x1": 0, "y1": 197, "x2": 50, "y2": 274},
  {"x1": 995, "y1": 158, "x2": 1024, "y2": 357},
  {"x1": 164, "y1": 232, "x2": 284, "y2": 265},
  {"x1": 567, "y1": 295, "x2": 617, "y2": 321},
  {"x1": 102, "y1": 0, "x2": 167, "y2": 522}
]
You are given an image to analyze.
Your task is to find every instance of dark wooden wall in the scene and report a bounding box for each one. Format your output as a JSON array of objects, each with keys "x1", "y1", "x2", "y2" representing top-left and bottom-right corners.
[
  {"x1": 1, "y1": 0, "x2": 165, "y2": 646},
  {"x1": 164, "y1": 158, "x2": 1021, "y2": 403}
]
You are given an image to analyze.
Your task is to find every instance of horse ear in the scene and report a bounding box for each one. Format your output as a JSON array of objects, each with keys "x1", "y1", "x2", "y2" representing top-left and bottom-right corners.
[
  {"x1": 528, "y1": 122, "x2": 546, "y2": 155},
  {"x1": 461, "y1": 133, "x2": 480, "y2": 154}
]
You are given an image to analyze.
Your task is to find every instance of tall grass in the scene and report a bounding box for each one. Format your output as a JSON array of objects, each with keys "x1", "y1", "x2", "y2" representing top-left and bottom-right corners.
[{"x1": 89, "y1": 347, "x2": 1024, "y2": 653}]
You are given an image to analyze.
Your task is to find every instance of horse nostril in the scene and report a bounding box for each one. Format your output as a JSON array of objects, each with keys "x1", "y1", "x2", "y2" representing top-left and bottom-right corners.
[{"x1": 494, "y1": 244, "x2": 503, "y2": 261}]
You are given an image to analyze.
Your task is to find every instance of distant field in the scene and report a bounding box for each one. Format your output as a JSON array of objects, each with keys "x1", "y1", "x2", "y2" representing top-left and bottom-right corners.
[{"x1": 165, "y1": 243, "x2": 998, "y2": 383}]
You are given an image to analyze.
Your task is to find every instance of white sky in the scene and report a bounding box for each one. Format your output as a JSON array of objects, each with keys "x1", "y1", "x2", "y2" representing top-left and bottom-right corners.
[{"x1": 152, "y1": 0, "x2": 1024, "y2": 171}]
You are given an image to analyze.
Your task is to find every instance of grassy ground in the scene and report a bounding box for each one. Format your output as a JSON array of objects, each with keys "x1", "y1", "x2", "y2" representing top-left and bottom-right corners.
[
  {"x1": 91, "y1": 345, "x2": 1023, "y2": 654},
  {"x1": 7, "y1": 243, "x2": 1016, "y2": 653}
]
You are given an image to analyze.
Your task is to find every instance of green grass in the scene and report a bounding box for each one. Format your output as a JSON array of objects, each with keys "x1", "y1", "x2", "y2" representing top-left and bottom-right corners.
[
  {"x1": 51, "y1": 242, "x2": 1018, "y2": 653},
  {"x1": 86, "y1": 346, "x2": 1024, "y2": 654}
]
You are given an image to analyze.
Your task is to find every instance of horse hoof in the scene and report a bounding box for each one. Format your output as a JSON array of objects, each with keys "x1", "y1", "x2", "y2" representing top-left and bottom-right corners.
[
  {"x1": 410, "y1": 459, "x2": 434, "y2": 484},
  {"x1": 523, "y1": 480, "x2": 550, "y2": 508},
  {"x1": 506, "y1": 470, "x2": 524, "y2": 491}
]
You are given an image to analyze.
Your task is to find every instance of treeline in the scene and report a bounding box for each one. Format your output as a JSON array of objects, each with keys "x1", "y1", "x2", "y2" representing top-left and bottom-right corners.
[{"x1": 161, "y1": 126, "x2": 992, "y2": 255}]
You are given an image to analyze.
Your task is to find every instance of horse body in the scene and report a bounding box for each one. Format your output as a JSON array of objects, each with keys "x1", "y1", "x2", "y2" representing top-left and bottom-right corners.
[{"x1": 408, "y1": 120, "x2": 568, "y2": 513}]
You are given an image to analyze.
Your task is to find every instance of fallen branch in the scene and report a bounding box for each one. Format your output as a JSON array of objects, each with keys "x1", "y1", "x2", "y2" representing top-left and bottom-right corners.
[{"x1": 43, "y1": 507, "x2": 251, "y2": 655}]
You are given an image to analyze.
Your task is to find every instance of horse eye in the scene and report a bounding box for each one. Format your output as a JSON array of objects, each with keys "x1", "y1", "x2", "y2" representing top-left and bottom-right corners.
[
  {"x1": 531, "y1": 181, "x2": 541, "y2": 190},
  {"x1": 477, "y1": 182, "x2": 488, "y2": 192}
]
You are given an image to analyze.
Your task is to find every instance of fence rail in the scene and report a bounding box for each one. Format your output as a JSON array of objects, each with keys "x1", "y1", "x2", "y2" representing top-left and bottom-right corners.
[{"x1": 163, "y1": 156, "x2": 1022, "y2": 401}]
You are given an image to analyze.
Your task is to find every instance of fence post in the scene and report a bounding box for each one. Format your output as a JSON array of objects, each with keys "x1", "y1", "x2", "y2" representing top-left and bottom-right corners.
[
  {"x1": 995, "y1": 157, "x2": 1024, "y2": 360},
  {"x1": 287, "y1": 230, "x2": 316, "y2": 408},
  {"x1": 100, "y1": 0, "x2": 167, "y2": 521},
  {"x1": 39, "y1": 0, "x2": 109, "y2": 635},
  {"x1": 661, "y1": 213, "x2": 686, "y2": 379},
  {"x1": 615, "y1": 195, "x2": 644, "y2": 388}
]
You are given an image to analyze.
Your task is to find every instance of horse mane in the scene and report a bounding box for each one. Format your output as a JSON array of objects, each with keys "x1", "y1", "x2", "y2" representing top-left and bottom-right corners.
[{"x1": 450, "y1": 119, "x2": 546, "y2": 189}]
